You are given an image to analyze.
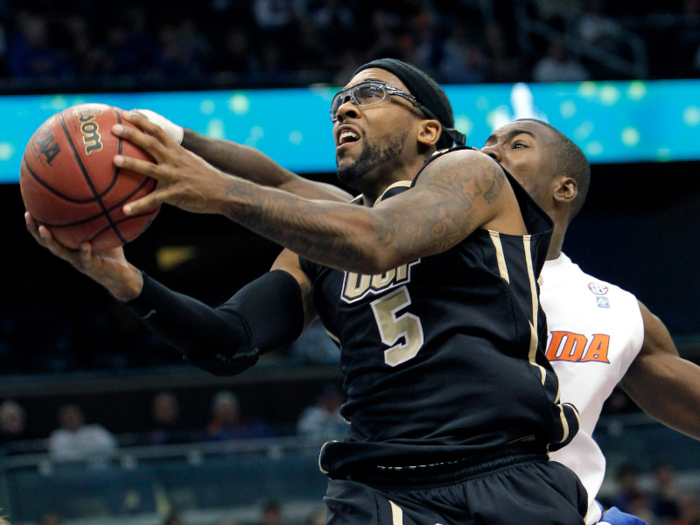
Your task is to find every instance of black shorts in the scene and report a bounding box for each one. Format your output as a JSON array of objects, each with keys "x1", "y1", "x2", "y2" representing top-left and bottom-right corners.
[{"x1": 324, "y1": 454, "x2": 588, "y2": 525}]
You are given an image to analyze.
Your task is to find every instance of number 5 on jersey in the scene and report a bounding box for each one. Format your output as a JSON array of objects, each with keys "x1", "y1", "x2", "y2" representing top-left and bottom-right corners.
[{"x1": 371, "y1": 286, "x2": 425, "y2": 367}]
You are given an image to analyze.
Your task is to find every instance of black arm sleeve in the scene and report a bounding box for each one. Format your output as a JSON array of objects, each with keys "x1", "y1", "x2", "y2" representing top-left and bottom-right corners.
[{"x1": 125, "y1": 270, "x2": 305, "y2": 376}]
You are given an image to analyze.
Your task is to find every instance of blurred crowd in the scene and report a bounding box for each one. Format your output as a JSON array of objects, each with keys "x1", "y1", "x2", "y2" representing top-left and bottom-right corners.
[
  {"x1": 39, "y1": 499, "x2": 326, "y2": 525},
  {"x1": 0, "y1": 383, "x2": 347, "y2": 457},
  {"x1": 598, "y1": 464, "x2": 700, "y2": 525},
  {"x1": 0, "y1": 0, "x2": 697, "y2": 91}
]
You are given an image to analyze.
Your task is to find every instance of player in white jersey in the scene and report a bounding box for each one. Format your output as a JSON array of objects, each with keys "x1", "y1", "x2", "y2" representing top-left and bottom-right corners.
[
  {"x1": 117, "y1": 111, "x2": 699, "y2": 524},
  {"x1": 541, "y1": 254, "x2": 644, "y2": 524},
  {"x1": 481, "y1": 119, "x2": 700, "y2": 525}
]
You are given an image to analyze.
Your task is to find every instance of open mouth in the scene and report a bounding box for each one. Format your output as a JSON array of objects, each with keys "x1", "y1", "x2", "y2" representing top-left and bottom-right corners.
[{"x1": 338, "y1": 130, "x2": 361, "y2": 147}]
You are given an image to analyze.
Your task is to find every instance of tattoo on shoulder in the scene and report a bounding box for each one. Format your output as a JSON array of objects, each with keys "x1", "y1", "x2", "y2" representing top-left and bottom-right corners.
[{"x1": 451, "y1": 154, "x2": 505, "y2": 205}]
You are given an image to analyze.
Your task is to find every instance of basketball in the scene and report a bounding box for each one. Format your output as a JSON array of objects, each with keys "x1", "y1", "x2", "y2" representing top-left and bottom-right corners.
[{"x1": 19, "y1": 103, "x2": 160, "y2": 250}]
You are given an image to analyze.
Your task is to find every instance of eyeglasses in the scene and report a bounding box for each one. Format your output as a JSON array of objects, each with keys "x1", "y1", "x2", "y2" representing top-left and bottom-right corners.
[
  {"x1": 329, "y1": 80, "x2": 467, "y2": 146},
  {"x1": 330, "y1": 81, "x2": 424, "y2": 122}
]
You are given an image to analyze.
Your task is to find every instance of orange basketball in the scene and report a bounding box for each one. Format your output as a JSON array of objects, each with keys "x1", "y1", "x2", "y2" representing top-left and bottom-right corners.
[{"x1": 19, "y1": 104, "x2": 160, "y2": 250}]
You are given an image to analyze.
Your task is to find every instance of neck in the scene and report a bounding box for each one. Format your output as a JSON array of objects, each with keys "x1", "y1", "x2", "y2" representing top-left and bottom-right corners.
[
  {"x1": 546, "y1": 220, "x2": 567, "y2": 260},
  {"x1": 359, "y1": 155, "x2": 429, "y2": 206}
]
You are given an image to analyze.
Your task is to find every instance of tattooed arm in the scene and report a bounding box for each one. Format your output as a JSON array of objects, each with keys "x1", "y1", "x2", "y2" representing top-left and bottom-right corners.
[
  {"x1": 182, "y1": 130, "x2": 353, "y2": 202},
  {"x1": 116, "y1": 114, "x2": 513, "y2": 274},
  {"x1": 215, "y1": 149, "x2": 512, "y2": 274}
]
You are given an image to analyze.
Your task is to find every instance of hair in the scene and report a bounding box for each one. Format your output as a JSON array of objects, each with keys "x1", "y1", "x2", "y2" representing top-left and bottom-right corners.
[
  {"x1": 212, "y1": 390, "x2": 239, "y2": 412},
  {"x1": 518, "y1": 119, "x2": 590, "y2": 220},
  {"x1": 0, "y1": 400, "x2": 24, "y2": 423}
]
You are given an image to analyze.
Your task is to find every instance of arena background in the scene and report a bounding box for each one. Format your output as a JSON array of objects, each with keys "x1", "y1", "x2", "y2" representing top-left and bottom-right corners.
[{"x1": 0, "y1": 0, "x2": 699, "y2": 524}]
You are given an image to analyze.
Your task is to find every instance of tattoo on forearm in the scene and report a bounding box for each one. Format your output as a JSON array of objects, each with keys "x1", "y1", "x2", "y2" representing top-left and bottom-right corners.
[{"x1": 223, "y1": 153, "x2": 505, "y2": 273}]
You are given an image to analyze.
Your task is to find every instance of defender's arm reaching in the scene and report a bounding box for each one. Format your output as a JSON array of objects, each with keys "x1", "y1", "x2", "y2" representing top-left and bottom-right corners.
[
  {"x1": 136, "y1": 109, "x2": 352, "y2": 202},
  {"x1": 620, "y1": 302, "x2": 700, "y2": 440}
]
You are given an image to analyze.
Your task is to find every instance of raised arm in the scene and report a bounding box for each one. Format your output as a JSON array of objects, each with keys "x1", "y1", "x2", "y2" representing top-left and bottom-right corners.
[
  {"x1": 114, "y1": 113, "x2": 510, "y2": 275},
  {"x1": 136, "y1": 109, "x2": 352, "y2": 202},
  {"x1": 620, "y1": 302, "x2": 700, "y2": 440}
]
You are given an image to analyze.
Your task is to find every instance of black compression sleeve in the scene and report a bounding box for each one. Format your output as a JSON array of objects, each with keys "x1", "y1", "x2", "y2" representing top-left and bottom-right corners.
[
  {"x1": 125, "y1": 270, "x2": 304, "y2": 376},
  {"x1": 220, "y1": 270, "x2": 305, "y2": 352}
]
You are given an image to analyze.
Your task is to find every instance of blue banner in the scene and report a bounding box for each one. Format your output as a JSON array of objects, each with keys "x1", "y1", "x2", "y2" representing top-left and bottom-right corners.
[{"x1": 3, "y1": 79, "x2": 699, "y2": 183}]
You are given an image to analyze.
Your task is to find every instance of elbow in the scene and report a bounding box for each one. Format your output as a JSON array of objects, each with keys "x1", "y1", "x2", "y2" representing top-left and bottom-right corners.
[{"x1": 345, "y1": 248, "x2": 403, "y2": 275}]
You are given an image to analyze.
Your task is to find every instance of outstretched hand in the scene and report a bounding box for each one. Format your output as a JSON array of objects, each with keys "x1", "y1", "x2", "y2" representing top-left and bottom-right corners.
[
  {"x1": 25, "y1": 212, "x2": 144, "y2": 302},
  {"x1": 113, "y1": 111, "x2": 232, "y2": 216}
]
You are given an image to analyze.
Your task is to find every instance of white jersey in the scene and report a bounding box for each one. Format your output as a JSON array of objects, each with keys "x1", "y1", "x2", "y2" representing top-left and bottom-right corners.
[{"x1": 541, "y1": 253, "x2": 644, "y2": 525}]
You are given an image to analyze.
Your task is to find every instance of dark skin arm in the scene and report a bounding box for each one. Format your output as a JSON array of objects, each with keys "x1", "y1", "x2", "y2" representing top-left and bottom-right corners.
[
  {"x1": 620, "y1": 301, "x2": 700, "y2": 440},
  {"x1": 114, "y1": 112, "x2": 511, "y2": 275},
  {"x1": 182, "y1": 130, "x2": 353, "y2": 202}
]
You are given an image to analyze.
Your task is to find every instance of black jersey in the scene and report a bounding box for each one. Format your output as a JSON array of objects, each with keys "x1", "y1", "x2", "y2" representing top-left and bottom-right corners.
[{"x1": 300, "y1": 149, "x2": 579, "y2": 479}]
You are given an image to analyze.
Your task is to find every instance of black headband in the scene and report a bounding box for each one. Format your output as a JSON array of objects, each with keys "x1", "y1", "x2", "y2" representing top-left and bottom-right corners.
[{"x1": 353, "y1": 58, "x2": 466, "y2": 149}]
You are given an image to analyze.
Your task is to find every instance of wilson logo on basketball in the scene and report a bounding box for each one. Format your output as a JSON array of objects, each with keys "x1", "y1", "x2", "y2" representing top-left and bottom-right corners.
[
  {"x1": 546, "y1": 331, "x2": 611, "y2": 364},
  {"x1": 34, "y1": 125, "x2": 60, "y2": 164},
  {"x1": 77, "y1": 109, "x2": 104, "y2": 155}
]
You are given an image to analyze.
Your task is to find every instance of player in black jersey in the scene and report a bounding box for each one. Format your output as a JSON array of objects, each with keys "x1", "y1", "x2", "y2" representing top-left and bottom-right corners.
[{"x1": 26, "y1": 59, "x2": 587, "y2": 524}]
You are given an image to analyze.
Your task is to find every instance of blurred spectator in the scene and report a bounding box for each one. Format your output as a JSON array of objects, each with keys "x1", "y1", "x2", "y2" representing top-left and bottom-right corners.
[
  {"x1": 610, "y1": 464, "x2": 644, "y2": 514},
  {"x1": 297, "y1": 384, "x2": 347, "y2": 441},
  {"x1": 0, "y1": 399, "x2": 33, "y2": 454},
  {"x1": 364, "y1": 10, "x2": 400, "y2": 60},
  {"x1": 218, "y1": 520, "x2": 239, "y2": 525},
  {"x1": 306, "y1": 507, "x2": 325, "y2": 525},
  {"x1": 148, "y1": 391, "x2": 198, "y2": 445},
  {"x1": 8, "y1": 13, "x2": 72, "y2": 78},
  {"x1": 312, "y1": 0, "x2": 354, "y2": 54},
  {"x1": 214, "y1": 30, "x2": 261, "y2": 75},
  {"x1": 289, "y1": 323, "x2": 341, "y2": 364},
  {"x1": 651, "y1": 464, "x2": 681, "y2": 523},
  {"x1": 39, "y1": 513, "x2": 61, "y2": 525},
  {"x1": 0, "y1": 399, "x2": 25, "y2": 441},
  {"x1": 164, "y1": 513, "x2": 183, "y2": 525},
  {"x1": 48, "y1": 404, "x2": 118, "y2": 462},
  {"x1": 332, "y1": 48, "x2": 362, "y2": 86},
  {"x1": 294, "y1": 19, "x2": 327, "y2": 71},
  {"x1": 484, "y1": 23, "x2": 527, "y2": 83},
  {"x1": 256, "y1": 500, "x2": 284, "y2": 525},
  {"x1": 532, "y1": 40, "x2": 590, "y2": 82},
  {"x1": 578, "y1": 0, "x2": 621, "y2": 50},
  {"x1": 410, "y1": 8, "x2": 443, "y2": 75},
  {"x1": 157, "y1": 22, "x2": 209, "y2": 78},
  {"x1": 440, "y1": 43, "x2": 489, "y2": 84},
  {"x1": 534, "y1": 0, "x2": 583, "y2": 23},
  {"x1": 206, "y1": 390, "x2": 274, "y2": 441},
  {"x1": 253, "y1": 0, "x2": 296, "y2": 37},
  {"x1": 676, "y1": 491, "x2": 700, "y2": 525},
  {"x1": 628, "y1": 494, "x2": 655, "y2": 524}
]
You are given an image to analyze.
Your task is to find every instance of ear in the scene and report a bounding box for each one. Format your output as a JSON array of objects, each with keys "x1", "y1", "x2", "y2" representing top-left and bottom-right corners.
[
  {"x1": 417, "y1": 119, "x2": 442, "y2": 148},
  {"x1": 553, "y1": 177, "x2": 577, "y2": 205}
]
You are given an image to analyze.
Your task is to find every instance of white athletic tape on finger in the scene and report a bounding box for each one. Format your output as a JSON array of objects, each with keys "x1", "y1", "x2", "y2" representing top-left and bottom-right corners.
[{"x1": 132, "y1": 109, "x2": 184, "y2": 145}]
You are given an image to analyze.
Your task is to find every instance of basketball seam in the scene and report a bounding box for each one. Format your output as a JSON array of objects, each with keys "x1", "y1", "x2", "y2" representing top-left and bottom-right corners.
[
  {"x1": 89, "y1": 209, "x2": 158, "y2": 244},
  {"x1": 35, "y1": 177, "x2": 153, "y2": 228},
  {"x1": 58, "y1": 111, "x2": 127, "y2": 245},
  {"x1": 22, "y1": 158, "x2": 100, "y2": 204}
]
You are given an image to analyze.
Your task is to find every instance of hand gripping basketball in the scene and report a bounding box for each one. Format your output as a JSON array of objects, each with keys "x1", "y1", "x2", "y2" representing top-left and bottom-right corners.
[
  {"x1": 132, "y1": 109, "x2": 184, "y2": 145},
  {"x1": 24, "y1": 212, "x2": 145, "y2": 302},
  {"x1": 112, "y1": 111, "x2": 232, "y2": 216}
]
